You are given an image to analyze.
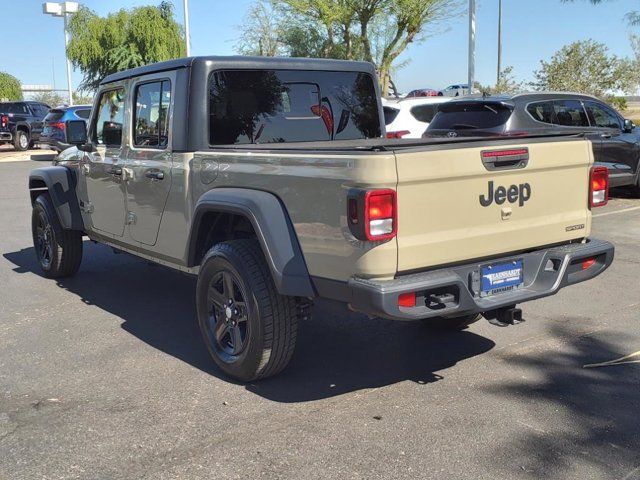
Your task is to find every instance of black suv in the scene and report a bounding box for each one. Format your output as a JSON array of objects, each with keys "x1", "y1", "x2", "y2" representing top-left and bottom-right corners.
[
  {"x1": 424, "y1": 93, "x2": 640, "y2": 191},
  {"x1": 0, "y1": 101, "x2": 51, "y2": 151}
]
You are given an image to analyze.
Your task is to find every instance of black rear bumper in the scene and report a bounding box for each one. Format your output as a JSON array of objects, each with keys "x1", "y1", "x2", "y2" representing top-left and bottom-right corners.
[{"x1": 346, "y1": 238, "x2": 614, "y2": 321}]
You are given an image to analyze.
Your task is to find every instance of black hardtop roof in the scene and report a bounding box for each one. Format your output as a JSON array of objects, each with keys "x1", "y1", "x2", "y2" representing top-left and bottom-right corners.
[
  {"x1": 0, "y1": 100, "x2": 47, "y2": 104},
  {"x1": 100, "y1": 55, "x2": 377, "y2": 85}
]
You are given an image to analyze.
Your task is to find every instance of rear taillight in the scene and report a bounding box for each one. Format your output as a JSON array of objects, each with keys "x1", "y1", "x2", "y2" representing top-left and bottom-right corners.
[
  {"x1": 386, "y1": 130, "x2": 410, "y2": 139},
  {"x1": 53, "y1": 122, "x2": 65, "y2": 131},
  {"x1": 0, "y1": 115, "x2": 8, "y2": 128},
  {"x1": 589, "y1": 166, "x2": 609, "y2": 208},
  {"x1": 348, "y1": 189, "x2": 397, "y2": 241}
]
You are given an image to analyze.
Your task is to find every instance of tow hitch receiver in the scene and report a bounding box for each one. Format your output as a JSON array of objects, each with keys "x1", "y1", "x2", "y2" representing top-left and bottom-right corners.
[{"x1": 483, "y1": 306, "x2": 524, "y2": 327}]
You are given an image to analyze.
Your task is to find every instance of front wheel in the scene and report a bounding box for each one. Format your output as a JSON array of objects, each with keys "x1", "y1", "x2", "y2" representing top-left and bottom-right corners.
[
  {"x1": 31, "y1": 193, "x2": 83, "y2": 278},
  {"x1": 421, "y1": 314, "x2": 482, "y2": 331},
  {"x1": 196, "y1": 239, "x2": 299, "y2": 382}
]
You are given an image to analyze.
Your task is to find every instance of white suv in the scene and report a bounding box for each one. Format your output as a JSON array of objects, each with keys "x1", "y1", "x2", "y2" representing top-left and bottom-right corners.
[{"x1": 383, "y1": 97, "x2": 451, "y2": 138}]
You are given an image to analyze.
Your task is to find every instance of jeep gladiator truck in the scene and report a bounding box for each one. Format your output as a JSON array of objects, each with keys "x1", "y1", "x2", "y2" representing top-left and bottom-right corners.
[
  {"x1": 0, "y1": 101, "x2": 50, "y2": 151},
  {"x1": 28, "y1": 57, "x2": 614, "y2": 381}
]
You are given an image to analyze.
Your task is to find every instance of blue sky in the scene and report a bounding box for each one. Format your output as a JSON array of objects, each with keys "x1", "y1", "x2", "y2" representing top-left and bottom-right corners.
[{"x1": 1, "y1": 0, "x2": 638, "y2": 93}]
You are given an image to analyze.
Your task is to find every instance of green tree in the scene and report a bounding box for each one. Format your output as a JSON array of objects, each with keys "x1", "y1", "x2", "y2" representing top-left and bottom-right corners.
[
  {"x1": 238, "y1": 0, "x2": 461, "y2": 95},
  {"x1": 531, "y1": 40, "x2": 634, "y2": 109},
  {"x1": 67, "y1": 1, "x2": 185, "y2": 90},
  {"x1": 73, "y1": 91, "x2": 94, "y2": 105},
  {"x1": 0, "y1": 72, "x2": 22, "y2": 101},
  {"x1": 31, "y1": 91, "x2": 65, "y2": 107},
  {"x1": 474, "y1": 66, "x2": 523, "y2": 95}
]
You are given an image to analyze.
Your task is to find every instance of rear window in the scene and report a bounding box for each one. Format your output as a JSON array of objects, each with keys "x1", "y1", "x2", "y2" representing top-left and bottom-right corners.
[
  {"x1": 410, "y1": 104, "x2": 439, "y2": 123},
  {"x1": 44, "y1": 110, "x2": 65, "y2": 122},
  {"x1": 0, "y1": 103, "x2": 29, "y2": 115},
  {"x1": 429, "y1": 103, "x2": 513, "y2": 130},
  {"x1": 383, "y1": 106, "x2": 400, "y2": 125},
  {"x1": 75, "y1": 109, "x2": 91, "y2": 119},
  {"x1": 208, "y1": 69, "x2": 381, "y2": 145}
]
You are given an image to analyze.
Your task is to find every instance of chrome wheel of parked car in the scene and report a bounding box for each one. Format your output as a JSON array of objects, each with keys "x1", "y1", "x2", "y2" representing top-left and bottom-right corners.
[{"x1": 15, "y1": 130, "x2": 29, "y2": 151}]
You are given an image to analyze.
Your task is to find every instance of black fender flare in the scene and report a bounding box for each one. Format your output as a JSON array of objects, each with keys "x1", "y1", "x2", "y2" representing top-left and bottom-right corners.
[
  {"x1": 13, "y1": 121, "x2": 31, "y2": 135},
  {"x1": 188, "y1": 188, "x2": 315, "y2": 298},
  {"x1": 29, "y1": 166, "x2": 84, "y2": 231}
]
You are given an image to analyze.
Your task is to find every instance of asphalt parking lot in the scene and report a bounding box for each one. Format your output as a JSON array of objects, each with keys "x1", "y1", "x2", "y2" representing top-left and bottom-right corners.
[{"x1": 0, "y1": 152, "x2": 639, "y2": 480}]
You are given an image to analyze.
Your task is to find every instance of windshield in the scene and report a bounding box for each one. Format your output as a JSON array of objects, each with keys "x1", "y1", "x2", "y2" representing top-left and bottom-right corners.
[{"x1": 429, "y1": 103, "x2": 513, "y2": 130}]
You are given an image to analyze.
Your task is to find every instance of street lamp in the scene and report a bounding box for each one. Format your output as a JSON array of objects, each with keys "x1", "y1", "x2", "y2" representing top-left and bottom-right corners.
[
  {"x1": 42, "y1": 2, "x2": 78, "y2": 106},
  {"x1": 183, "y1": 0, "x2": 191, "y2": 56},
  {"x1": 468, "y1": 0, "x2": 476, "y2": 95}
]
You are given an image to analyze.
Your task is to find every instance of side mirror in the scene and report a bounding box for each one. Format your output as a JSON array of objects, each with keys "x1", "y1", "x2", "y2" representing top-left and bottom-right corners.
[
  {"x1": 103, "y1": 121, "x2": 122, "y2": 147},
  {"x1": 66, "y1": 120, "x2": 87, "y2": 146},
  {"x1": 624, "y1": 119, "x2": 635, "y2": 133}
]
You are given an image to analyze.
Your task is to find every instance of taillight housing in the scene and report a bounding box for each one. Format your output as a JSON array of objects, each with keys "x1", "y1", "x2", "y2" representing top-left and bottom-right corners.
[
  {"x1": 386, "y1": 130, "x2": 410, "y2": 139},
  {"x1": 348, "y1": 189, "x2": 397, "y2": 241},
  {"x1": 0, "y1": 115, "x2": 8, "y2": 129},
  {"x1": 589, "y1": 166, "x2": 609, "y2": 208},
  {"x1": 53, "y1": 122, "x2": 65, "y2": 131}
]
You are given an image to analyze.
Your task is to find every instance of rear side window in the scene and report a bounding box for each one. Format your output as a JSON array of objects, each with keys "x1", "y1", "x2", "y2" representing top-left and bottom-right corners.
[
  {"x1": 526, "y1": 101, "x2": 554, "y2": 124},
  {"x1": 133, "y1": 80, "x2": 171, "y2": 148},
  {"x1": 552, "y1": 100, "x2": 589, "y2": 127},
  {"x1": 208, "y1": 69, "x2": 381, "y2": 144},
  {"x1": 410, "y1": 104, "x2": 439, "y2": 123},
  {"x1": 383, "y1": 106, "x2": 399, "y2": 125},
  {"x1": 0, "y1": 103, "x2": 29, "y2": 114},
  {"x1": 75, "y1": 109, "x2": 91, "y2": 120},
  {"x1": 44, "y1": 110, "x2": 65, "y2": 122},
  {"x1": 92, "y1": 88, "x2": 125, "y2": 147},
  {"x1": 428, "y1": 103, "x2": 512, "y2": 130}
]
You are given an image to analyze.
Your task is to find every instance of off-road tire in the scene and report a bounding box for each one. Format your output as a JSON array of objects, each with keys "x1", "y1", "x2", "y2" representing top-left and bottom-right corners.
[
  {"x1": 421, "y1": 314, "x2": 482, "y2": 331},
  {"x1": 31, "y1": 193, "x2": 83, "y2": 278},
  {"x1": 14, "y1": 130, "x2": 29, "y2": 151},
  {"x1": 196, "y1": 239, "x2": 299, "y2": 382}
]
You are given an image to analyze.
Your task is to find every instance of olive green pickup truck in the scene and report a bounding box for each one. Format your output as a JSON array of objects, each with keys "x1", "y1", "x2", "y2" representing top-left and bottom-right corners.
[{"x1": 29, "y1": 56, "x2": 614, "y2": 381}]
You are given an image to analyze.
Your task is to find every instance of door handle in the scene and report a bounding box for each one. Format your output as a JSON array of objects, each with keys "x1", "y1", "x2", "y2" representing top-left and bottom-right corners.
[
  {"x1": 108, "y1": 166, "x2": 123, "y2": 176},
  {"x1": 81, "y1": 163, "x2": 90, "y2": 175},
  {"x1": 145, "y1": 170, "x2": 165, "y2": 180},
  {"x1": 600, "y1": 133, "x2": 612, "y2": 139}
]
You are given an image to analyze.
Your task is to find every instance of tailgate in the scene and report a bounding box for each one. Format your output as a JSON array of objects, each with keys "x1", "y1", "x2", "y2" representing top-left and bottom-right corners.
[{"x1": 394, "y1": 138, "x2": 593, "y2": 272}]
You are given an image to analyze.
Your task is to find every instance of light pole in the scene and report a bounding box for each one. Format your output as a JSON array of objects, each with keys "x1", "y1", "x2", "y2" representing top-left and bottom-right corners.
[
  {"x1": 183, "y1": 0, "x2": 191, "y2": 56},
  {"x1": 468, "y1": 0, "x2": 476, "y2": 95},
  {"x1": 497, "y1": 0, "x2": 502, "y2": 86},
  {"x1": 42, "y1": 2, "x2": 78, "y2": 106}
]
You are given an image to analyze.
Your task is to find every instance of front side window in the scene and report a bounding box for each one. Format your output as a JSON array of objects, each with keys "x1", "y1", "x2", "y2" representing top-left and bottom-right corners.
[
  {"x1": 208, "y1": 69, "x2": 381, "y2": 145},
  {"x1": 133, "y1": 80, "x2": 171, "y2": 148},
  {"x1": 552, "y1": 100, "x2": 589, "y2": 127},
  {"x1": 526, "y1": 101, "x2": 554, "y2": 124},
  {"x1": 93, "y1": 88, "x2": 125, "y2": 146},
  {"x1": 584, "y1": 101, "x2": 621, "y2": 129}
]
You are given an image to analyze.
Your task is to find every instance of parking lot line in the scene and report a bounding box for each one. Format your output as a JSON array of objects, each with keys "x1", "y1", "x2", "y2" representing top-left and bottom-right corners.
[{"x1": 593, "y1": 205, "x2": 640, "y2": 217}]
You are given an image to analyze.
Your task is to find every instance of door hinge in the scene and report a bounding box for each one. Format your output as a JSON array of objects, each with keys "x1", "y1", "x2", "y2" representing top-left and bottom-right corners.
[{"x1": 80, "y1": 201, "x2": 94, "y2": 214}]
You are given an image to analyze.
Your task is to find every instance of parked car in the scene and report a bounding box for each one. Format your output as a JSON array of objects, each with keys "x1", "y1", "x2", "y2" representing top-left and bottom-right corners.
[
  {"x1": 438, "y1": 84, "x2": 470, "y2": 97},
  {"x1": 0, "y1": 101, "x2": 51, "y2": 151},
  {"x1": 29, "y1": 57, "x2": 613, "y2": 381},
  {"x1": 405, "y1": 88, "x2": 439, "y2": 98},
  {"x1": 424, "y1": 92, "x2": 640, "y2": 192},
  {"x1": 39, "y1": 105, "x2": 92, "y2": 153},
  {"x1": 383, "y1": 97, "x2": 451, "y2": 138}
]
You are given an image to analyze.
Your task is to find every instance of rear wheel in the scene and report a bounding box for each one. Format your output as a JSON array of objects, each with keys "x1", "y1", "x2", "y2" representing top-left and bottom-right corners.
[
  {"x1": 629, "y1": 175, "x2": 640, "y2": 197},
  {"x1": 14, "y1": 130, "x2": 29, "y2": 151},
  {"x1": 421, "y1": 314, "x2": 482, "y2": 331},
  {"x1": 31, "y1": 193, "x2": 83, "y2": 278},
  {"x1": 196, "y1": 239, "x2": 299, "y2": 382}
]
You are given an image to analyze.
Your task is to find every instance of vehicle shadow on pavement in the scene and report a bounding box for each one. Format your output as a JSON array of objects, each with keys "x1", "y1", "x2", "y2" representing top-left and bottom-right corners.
[
  {"x1": 4, "y1": 242, "x2": 495, "y2": 403},
  {"x1": 482, "y1": 324, "x2": 640, "y2": 478},
  {"x1": 29, "y1": 153, "x2": 56, "y2": 161}
]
